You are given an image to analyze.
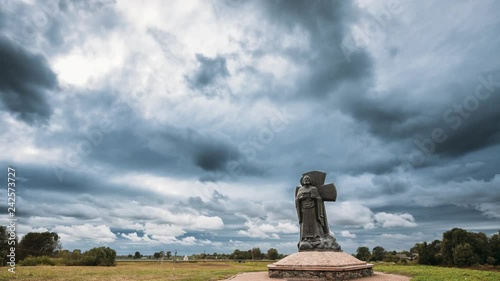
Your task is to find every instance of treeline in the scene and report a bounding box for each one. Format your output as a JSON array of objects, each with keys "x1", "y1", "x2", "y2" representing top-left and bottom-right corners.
[
  {"x1": 355, "y1": 228, "x2": 500, "y2": 267},
  {"x1": 141, "y1": 247, "x2": 285, "y2": 261},
  {"x1": 0, "y1": 227, "x2": 116, "y2": 266},
  {"x1": 228, "y1": 247, "x2": 284, "y2": 260},
  {"x1": 354, "y1": 246, "x2": 410, "y2": 263},
  {"x1": 413, "y1": 228, "x2": 499, "y2": 267}
]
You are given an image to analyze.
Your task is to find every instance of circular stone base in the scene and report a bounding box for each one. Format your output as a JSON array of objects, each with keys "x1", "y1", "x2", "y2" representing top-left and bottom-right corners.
[{"x1": 267, "y1": 251, "x2": 374, "y2": 281}]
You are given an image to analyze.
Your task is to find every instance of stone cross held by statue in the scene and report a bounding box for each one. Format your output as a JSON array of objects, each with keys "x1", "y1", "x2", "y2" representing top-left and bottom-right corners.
[{"x1": 299, "y1": 171, "x2": 337, "y2": 201}]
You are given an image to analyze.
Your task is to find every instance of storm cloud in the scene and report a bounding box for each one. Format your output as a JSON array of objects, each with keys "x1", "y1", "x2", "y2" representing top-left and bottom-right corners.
[
  {"x1": 0, "y1": 37, "x2": 57, "y2": 124},
  {"x1": 0, "y1": 0, "x2": 499, "y2": 256}
]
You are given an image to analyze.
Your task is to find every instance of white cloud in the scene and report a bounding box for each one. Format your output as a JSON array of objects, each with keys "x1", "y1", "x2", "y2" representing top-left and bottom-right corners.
[
  {"x1": 108, "y1": 202, "x2": 224, "y2": 231},
  {"x1": 380, "y1": 233, "x2": 413, "y2": 240},
  {"x1": 0, "y1": 113, "x2": 65, "y2": 164},
  {"x1": 238, "y1": 220, "x2": 298, "y2": 239},
  {"x1": 275, "y1": 222, "x2": 300, "y2": 234},
  {"x1": 144, "y1": 223, "x2": 186, "y2": 237},
  {"x1": 198, "y1": 239, "x2": 224, "y2": 247},
  {"x1": 476, "y1": 203, "x2": 500, "y2": 219},
  {"x1": 52, "y1": 35, "x2": 126, "y2": 87},
  {"x1": 121, "y1": 230, "x2": 198, "y2": 246},
  {"x1": 179, "y1": 236, "x2": 197, "y2": 246},
  {"x1": 120, "y1": 232, "x2": 146, "y2": 242},
  {"x1": 52, "y1": 224, "x2": 116, "y2": 243},
  {"x1": 340, "y1": 230, "x2": 357, "y2": 239},
  {"x1": 119, "y1": 223, "x2": 207, "y2": 246},
  {"x1": 374, "y1": 212, "x2": 417, "y2": 228},
  {"x1": 328, "y1": 202, "x2": 374, "y2": 227},
  {"x1": 328, "y1": 202, "x2": 418, "y2": 229}
]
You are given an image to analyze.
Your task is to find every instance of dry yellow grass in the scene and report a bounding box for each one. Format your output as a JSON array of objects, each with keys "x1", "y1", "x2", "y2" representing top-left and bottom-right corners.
[{"x1": 0, "y1": 261, "x2": 270, "y2": 281}]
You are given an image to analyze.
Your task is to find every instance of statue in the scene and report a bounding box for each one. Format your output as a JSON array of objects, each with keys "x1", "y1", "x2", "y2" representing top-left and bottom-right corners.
[{"x1": 295, "y1": 171, "x2": 341, "y2": 251}]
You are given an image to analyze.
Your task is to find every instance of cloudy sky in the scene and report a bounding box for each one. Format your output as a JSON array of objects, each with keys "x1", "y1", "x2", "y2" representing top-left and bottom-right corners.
[{"x1": 1, "y1": 0, "x2": 499, "y2": 256}]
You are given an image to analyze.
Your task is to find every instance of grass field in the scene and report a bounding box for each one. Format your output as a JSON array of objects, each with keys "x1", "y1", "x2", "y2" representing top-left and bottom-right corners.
[
  {"x1": 1, "y1": 261, "x2": 500, "y2": 281},
  {"x1": 0, "y1": 261, "x2": 269, "y2": 281},
  {"x1": 374, "y1": 263, "x2": 500, "y2": 281}
]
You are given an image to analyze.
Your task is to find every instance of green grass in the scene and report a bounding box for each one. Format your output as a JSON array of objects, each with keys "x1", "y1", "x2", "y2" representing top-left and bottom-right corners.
[
  {"x1": 0, "y1": 260, "x2": 269, "y2": 281},
  {"x1": 375, "y1": 263, "x2": 500, "y2": 281},
  {"x1": 2, "y1": 260, "x2": 499, "y2": 281}
]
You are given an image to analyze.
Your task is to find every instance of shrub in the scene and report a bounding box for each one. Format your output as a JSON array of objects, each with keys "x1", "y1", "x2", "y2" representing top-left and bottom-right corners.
[
  {"x1": 61, "y1": 247, "x2": 116, "y2": 266},
  {"x1": 80, "y1": 247, "x2": 116, "y2": 266},
  {"x1": 19, "y1": 256, "x2": 62, "y2": 266}
]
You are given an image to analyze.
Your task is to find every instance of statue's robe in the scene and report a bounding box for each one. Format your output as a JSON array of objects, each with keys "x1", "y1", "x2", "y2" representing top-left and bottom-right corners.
[{"x1": 295, "y1": 185, "x2": 328, "y2": 241}]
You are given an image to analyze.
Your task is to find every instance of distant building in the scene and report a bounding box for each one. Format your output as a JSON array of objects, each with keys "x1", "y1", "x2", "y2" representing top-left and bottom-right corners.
[
  {"x1": 183, "y1": 255, "x2": 188, "y2": 261},
  {"x1": 396, "y1": 254, "x2": 409, "y2": 260}
]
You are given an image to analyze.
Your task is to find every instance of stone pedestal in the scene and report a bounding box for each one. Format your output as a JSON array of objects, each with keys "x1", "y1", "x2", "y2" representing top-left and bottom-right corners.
[{"x1": 267, "y1": 251, "x2": 373, "y2": 281}]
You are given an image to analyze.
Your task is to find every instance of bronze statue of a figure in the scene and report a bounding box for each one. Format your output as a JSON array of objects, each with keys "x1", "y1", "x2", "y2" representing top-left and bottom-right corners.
[{"x1": 295, "y1": 171, "x2": 341, "y2": 252}]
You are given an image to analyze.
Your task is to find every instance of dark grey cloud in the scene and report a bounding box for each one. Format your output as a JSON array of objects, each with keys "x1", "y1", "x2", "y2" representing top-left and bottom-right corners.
[
  {"x1": 255, "y1": 0, "x2": 500, "y2": 172},
  {"x1": 51, "y1": 116, "x2": 257, "y2": 178},
  {"x1": 186, "y1": 54, "x2": 230, "y2": 90},
  {"x1": 0, "y1": 37, "x2": 57, "y2": 124},
  {"x1": 350, "y1": 75, "x2": 500, "y2": 160},
  {"x1": 1, "y1": 162, "x2": 147, "y2": 200},
  {"x1": 149, "y1": 126, "x2": 240, "y2": 172},
  {"x1": 256, "y1": 0, "x2": 372, "y2": 97}
]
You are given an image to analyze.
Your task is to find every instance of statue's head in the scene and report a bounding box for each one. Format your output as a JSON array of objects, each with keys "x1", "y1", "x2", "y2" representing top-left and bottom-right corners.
[{"x1": 302, "y1": 175, "x2": 312, "y2": 186}]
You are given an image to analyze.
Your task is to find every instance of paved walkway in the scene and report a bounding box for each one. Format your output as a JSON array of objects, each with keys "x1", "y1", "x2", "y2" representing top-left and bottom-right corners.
[{"x1": 221, "y1": 271, "x2": 410, "y2": 281}]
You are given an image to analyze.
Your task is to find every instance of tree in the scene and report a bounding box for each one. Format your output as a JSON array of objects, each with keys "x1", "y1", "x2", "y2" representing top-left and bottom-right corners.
[
  {"x1": 453, "y1": 243, "x2": 478, "y2": 266},
  {"x1": 489, "y1": 231, "x2": 500, "y2": 265},
  {"x1": 134, "y1": 251, "x2": 141, "y2": 259},
  {"x1": 355, "y1": 247, "x2": 371, "y2": 261},
  {"x1": 267, "y1": 248, "x2": 279, "y2": 260},
  {"x1": 61, "y1": 247, "x2": 116, "y2": 266},
  {"x1": 441, "y1": 228, "x2": 489, "y2": 266},
  {"x1": 230, "y1": 249, "x2": 252, "y2": 260},
  {"x1": 371, "y1": 246, "x2": 385, "y2": 261},
  {"x1": 414, "y1": 240, "x2": 442, "y2": 265},
  {"x1": 166, "y1": 251, "x2": 172, "y2": 260},
  {"x1": 81, "y1": 247, "x2": 116, "y2": 266},
  {"x1": 442, "y1": 228, "x2": 464, "y2": 265},
  {"x1": 441, "y1": 228, "x2": 468, "y2": 265},
  {"x1": 251, "y1": 247, "x2": 262, "y2": 260},
  {"x1": 468, "y1": 232, "x2": 489, "y2": 264},
  {"x1": 0, "y1": 226, "x2": 10, "y2": 266},
  {"x1": 154, "y1": 252, "x2": 161, "y2": 259},
  {"x1": 18, "y1": 232, "x2": 59, "y2": 260},
  {"x1": 58, "y1": 249, "x2": 71, "y2": 260},
  {"x1": 71, "y1": 249, "x2": 82, "y2": 260}
]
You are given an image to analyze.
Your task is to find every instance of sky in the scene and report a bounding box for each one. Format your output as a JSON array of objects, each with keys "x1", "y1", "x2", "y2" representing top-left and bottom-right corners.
[{"x1": 0, "y1": 0, "x2": 499, "y2": 256}]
